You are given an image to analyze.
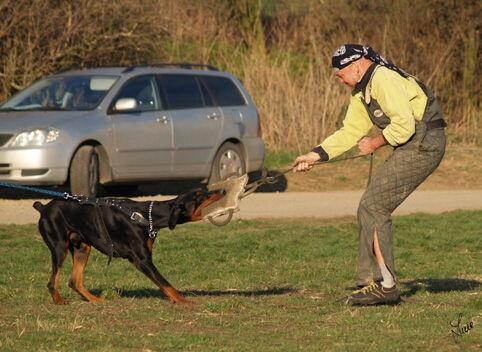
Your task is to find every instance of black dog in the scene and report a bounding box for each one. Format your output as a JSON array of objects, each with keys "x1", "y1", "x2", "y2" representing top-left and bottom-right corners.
[{"x1": 33, "y1": 188, "x2": 224, "y2": 305}]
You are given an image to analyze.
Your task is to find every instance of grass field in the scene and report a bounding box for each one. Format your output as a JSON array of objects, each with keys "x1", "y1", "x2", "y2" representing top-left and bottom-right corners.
[{"x1": 1, "y1": 211, "x2": 481, "y2": 351}]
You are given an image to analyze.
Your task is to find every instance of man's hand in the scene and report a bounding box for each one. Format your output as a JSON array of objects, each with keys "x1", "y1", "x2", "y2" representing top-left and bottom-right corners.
[
  {"x1": 358, "y1": 134, "x2": 386, "y2": 155},
  {"x1": 292, "y1": 151, "x2": 321, "y2": 173}
]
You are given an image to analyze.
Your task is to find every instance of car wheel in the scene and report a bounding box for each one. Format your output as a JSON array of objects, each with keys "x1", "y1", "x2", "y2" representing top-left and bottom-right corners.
[
  {"x1": 209, "y1": 142, "x2": 246, "y2": 184},
  {"x1": 70, "y1": 145, "x2": 99, "y2": 197}
]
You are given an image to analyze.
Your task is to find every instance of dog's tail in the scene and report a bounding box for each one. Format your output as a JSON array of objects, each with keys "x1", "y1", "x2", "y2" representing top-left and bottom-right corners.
[{"x1": 33, "y1": 201, "x2": 45, "y2": 212}]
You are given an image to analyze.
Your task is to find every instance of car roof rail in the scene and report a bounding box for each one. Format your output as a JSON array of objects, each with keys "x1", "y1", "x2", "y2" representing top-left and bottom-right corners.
[
  {"x1": 52, "y1": 63, "x2": 220, "y2": 75},
  {"x1": 52, "y1": 65, "x2": 125, "y2": 75},
  {"x1": 121, "y1": 63, "x2": 219, "y2": 73}
]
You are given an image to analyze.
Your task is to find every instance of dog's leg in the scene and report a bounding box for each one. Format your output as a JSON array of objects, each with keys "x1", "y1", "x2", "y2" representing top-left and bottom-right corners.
[
  {"x1": 47, "y1": 243, "x2": 69, "y2": 305},
  {"x1": 69, "y1": 242, "x2": 105, "y2": 303},
  {"x1": 134, "y1": 261, "x2": 194, "y2": 304},
  {"x1": 40, "y1": 221, "x2": 70, "y2": 305},
  {"x1": 130, "y1": 239, "x2": 193, "y2": 304}
]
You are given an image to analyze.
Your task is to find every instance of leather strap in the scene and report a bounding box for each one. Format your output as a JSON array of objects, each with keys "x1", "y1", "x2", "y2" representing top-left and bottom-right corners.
[
  {"x1": 75, "y1": 196, "x2": 150, "y2": 226},
  {"x1": 426, "y1": 118, "x2": 447, "y2": 130}
]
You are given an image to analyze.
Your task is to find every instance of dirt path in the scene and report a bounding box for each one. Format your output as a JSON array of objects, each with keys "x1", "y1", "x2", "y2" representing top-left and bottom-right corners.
[
  {"x1": 2, "y1": 189, "x2": 482, "y2": 225},
  {"x1": 1, "y1": 145, "x2": 481, "y2": 225}
]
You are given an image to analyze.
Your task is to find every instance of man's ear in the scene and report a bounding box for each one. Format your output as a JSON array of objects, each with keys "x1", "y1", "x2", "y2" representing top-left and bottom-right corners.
[{"x1": 168, "y1": 205, "x2": 182, "y2": 230}]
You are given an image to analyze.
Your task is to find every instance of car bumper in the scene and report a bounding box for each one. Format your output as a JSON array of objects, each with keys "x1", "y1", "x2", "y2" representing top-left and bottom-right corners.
[
  {"x1": 0, "y1": 148, "x2": 70, "y2": 185},
  {"x1": 244, "y1": 137, "x2": 265, "y2": 172}
]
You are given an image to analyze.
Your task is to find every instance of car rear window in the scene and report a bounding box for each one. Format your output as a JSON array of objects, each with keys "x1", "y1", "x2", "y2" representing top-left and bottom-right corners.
[
  {"x1": 201, "y1": 76, "x2": 247, "y2": 107},
  {"x1": 161, "y1": 75, "x2": 204, "y2": 110}
]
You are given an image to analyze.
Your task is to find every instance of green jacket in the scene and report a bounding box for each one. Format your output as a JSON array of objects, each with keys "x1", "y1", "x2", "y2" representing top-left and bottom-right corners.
[{"x1": 320, "y1": 65, "x2": 428, "y2": 160}]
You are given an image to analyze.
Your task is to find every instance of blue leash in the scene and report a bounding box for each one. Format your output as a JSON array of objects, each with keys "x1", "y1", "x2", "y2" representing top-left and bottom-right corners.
[
  {"x1": 0, "y1": 181, "x2": 155, "y2": 266},
  {"x1": 0, "y1": 181, "x2": 71, "y2": 199}
]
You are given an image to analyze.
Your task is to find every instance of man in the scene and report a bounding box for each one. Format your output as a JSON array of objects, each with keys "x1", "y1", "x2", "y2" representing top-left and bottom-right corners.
[{"x1": 292, "y1": 44, "x2": 447, "y2": 305}]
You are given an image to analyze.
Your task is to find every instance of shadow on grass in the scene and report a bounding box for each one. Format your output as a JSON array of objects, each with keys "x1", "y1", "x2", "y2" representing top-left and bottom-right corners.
[
  {"x1": 94, "y1": 287, "x2": 297, "y2": 301},
  {"x1": 402, "y1": 278, "x2": 482, "y2": 297},
  {"x1": 185, "y1": 287, "x2": 296, "y2": 298}
]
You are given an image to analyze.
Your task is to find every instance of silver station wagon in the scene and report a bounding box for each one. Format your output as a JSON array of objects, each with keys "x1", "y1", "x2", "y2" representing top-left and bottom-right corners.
[{"x1": 0, "y1": 64, "x2": 265, "y2": 196}]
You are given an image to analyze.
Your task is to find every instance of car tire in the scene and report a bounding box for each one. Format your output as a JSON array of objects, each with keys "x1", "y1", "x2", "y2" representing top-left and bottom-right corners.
[
  {"x1": 209, "y1": 142, "x2": 246, "y2": 184},
  {"x1": 70, "y1": 145, "x2": 99, "y2": 197}
]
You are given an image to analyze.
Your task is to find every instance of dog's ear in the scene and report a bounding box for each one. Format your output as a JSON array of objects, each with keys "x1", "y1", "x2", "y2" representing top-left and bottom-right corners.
[{"x1": 168, "y1": 205, "x2": 182, "y2": 230}]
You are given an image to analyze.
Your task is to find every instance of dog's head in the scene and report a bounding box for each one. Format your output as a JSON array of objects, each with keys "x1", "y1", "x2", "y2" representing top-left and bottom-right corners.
[{"x1": 167, "y1": 188, "x2": 225, "y2": 229}]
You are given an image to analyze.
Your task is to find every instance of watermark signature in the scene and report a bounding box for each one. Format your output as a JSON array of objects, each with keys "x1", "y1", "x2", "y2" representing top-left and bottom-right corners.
[{"x1": 450, "y1": 313, "x2": 474, "y2": 343}]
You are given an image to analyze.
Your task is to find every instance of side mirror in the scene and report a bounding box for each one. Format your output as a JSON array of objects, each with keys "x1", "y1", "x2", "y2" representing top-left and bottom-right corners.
[{"x1": 114, "y1": 98, "x2": 137, "y2": 111}]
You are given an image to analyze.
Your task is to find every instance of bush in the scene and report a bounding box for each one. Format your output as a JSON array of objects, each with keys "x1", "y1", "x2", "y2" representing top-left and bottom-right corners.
[{"x1": 1, "y1": 0, "x2": 480, "y2": 150}]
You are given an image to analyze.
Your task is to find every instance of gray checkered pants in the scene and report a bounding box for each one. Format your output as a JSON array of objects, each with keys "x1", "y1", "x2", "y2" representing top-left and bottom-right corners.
[{"x1": 355, "y1": 122, "x2": 446, "y2": 286}]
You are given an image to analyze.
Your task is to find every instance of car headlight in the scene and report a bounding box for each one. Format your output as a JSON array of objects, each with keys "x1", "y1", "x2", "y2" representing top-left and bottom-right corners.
[{"x1": 10, "y1": 128, "x2": 60, "y2": 147}]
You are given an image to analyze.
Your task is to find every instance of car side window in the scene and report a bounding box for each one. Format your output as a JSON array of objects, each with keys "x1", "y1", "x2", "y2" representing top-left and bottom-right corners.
[
  {"x1": 115, "y1": 76, "x2": 160, "y2": 111},
  {"x1": 199, "y1": 79, "x2": 215, "y2": 107},
  {"x1": 160, "y1": 75, "x2": 204, "y2": 110},
  {"x1": 201, "y1": 76, "x2": 247, "y2": 106}
]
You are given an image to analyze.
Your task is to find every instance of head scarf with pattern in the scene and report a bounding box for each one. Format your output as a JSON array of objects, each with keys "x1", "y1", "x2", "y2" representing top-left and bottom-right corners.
[{"x1": 332, "y1": 44, "x2": 408, "y2": 78}]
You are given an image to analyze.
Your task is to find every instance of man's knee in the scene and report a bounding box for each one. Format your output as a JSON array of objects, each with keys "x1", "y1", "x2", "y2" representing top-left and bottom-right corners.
[{"x1": 357, "y1": 199, "x2": 391, "y2": 228}]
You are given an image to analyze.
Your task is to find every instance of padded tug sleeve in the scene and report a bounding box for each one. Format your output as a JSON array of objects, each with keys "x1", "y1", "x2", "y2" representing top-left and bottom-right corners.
[{"x1": 201, "y1": 174, "x2": 249, "y2": 220}]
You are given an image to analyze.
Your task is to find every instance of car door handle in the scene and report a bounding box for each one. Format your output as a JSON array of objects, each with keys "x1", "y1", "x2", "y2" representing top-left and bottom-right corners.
[
  {"x1": 207, "y1": 112, "x2": 221, "y2": 120},
  {"x1": 157, "y1": 115, "x2": 170, "y2": 124}
]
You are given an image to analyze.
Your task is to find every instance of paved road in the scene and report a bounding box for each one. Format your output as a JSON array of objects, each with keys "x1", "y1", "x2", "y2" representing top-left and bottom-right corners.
[{"x1": 1, "y1": 190, "x2": 481, "y2": 225}]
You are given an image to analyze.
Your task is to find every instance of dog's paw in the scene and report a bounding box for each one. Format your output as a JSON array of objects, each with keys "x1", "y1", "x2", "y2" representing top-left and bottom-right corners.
[
  {"x1": 54, "y1": 299, "x2": 69, "y2": 305},
  {"x1": 174, "y1": 297, "x2": 195, "y2": 305},
  {"x1": 86, "y1": 296, "x2": 106, "y2": 303}
]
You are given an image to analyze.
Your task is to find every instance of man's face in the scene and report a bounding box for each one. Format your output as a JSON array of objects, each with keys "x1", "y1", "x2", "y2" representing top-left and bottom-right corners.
[{"x1": 335, "y1": 62, "x2": 360, "y2": 90}]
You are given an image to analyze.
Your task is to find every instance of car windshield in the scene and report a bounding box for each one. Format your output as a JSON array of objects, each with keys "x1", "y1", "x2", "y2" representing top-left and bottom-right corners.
[{"x1": 0, "y1": 75, "x2": 119, "y2": 111}]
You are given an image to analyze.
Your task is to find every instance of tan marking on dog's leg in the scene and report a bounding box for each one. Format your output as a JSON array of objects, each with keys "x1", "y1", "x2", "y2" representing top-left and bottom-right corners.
[
  {"x1": 164, "y1": 287, "x2": 195, "y2": 304},
  {"x1": 50, "y1": 268, "x2": 68, "y2": 305},
  {"x1": 69, "y1": 243, "x2": 104, "y2": 303},
  {"x1": 132, "y1": 261, "x2": 195, "y2": 304},
  {"x1": 146, "y1": 238, "x2": 154, "y2": 253},
  {"x1": 48, "y1": 242, "x2": 69, "y2": 305}
]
